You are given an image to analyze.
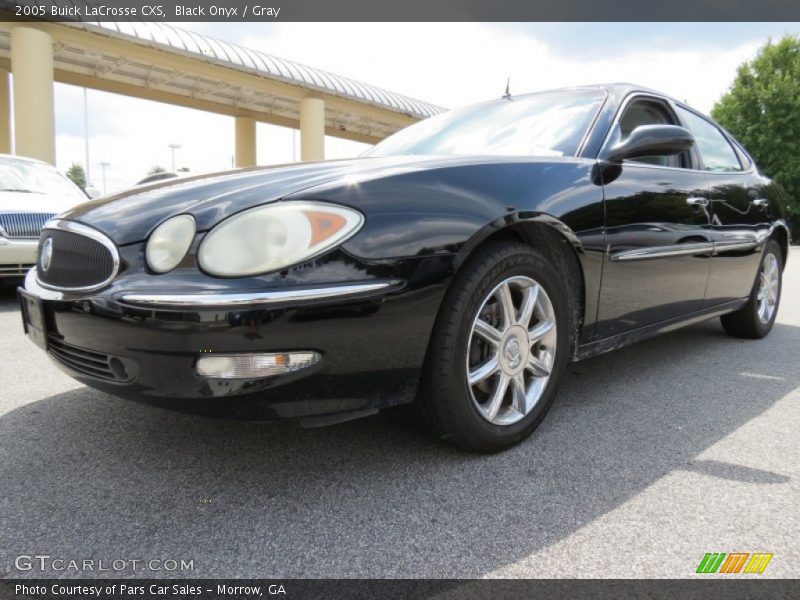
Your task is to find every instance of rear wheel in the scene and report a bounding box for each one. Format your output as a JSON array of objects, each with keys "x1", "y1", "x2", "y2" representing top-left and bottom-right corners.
[
  {"x1": 417, "y1": 241, "x2": 570, "y2": 453},
  {"x1": 720, "y1": 239, "x2": 782, "y2": 339}
]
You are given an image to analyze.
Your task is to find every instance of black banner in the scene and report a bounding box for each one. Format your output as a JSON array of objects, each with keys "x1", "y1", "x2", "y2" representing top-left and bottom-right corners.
[
  {"x1": 3, "y1": 0, "x2": 800, "y2": 22},
  {"x1": 3, "y1": 579, "x2": 800, "y2": 600}
]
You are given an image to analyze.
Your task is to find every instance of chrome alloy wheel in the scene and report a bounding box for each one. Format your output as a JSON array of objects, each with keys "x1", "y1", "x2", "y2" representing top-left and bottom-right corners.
[
  {"x1": 757, "y1": 252, "x2": 780, "y2": 324},
  {"x1": 466, "y1": 275, "x2": 557, "y2": 426}
]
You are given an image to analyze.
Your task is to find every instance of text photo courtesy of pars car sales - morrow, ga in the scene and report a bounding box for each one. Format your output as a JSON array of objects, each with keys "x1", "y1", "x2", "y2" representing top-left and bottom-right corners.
[{"x1": 0, "y1": 2, "x2": 799, "y2": 599}]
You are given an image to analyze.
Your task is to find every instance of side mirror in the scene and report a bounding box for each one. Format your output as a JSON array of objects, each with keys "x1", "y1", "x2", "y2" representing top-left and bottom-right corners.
[{"x1": 604, "y1": 124, "x2": 694, "y2": 163}]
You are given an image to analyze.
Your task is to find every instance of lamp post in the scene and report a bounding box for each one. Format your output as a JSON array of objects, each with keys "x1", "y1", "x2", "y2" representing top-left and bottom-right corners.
[
  {"x1": 99, "y1": 161, "x2": 110, "y2": 194},
  {"x1": 168, "y1": 143, "x2": 181, "y2": 172}
]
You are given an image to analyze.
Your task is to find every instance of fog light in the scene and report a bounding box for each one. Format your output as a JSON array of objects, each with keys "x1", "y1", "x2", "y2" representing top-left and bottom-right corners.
[{"x1": 196, "y1": 352, "x2": 320, "y2": 379}]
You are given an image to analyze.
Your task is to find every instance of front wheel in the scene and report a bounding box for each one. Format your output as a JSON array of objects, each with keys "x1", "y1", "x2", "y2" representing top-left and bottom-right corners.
[
  {"x1": 416, "y1": 242, "x2": 570, "y2": 453},
  {"x1": 720, "y1": 239, "x2": 783, "y2": 339}
]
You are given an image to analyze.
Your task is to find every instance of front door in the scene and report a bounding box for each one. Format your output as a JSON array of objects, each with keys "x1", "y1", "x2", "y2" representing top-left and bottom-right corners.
[{"x1": 595, "y1": 95, "x2": 713, "y2": 338}]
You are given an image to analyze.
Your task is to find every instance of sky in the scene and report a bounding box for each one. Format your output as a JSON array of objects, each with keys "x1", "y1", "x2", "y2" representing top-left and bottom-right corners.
[{"x1": 49, "y1": 22, "x2": 800, "y2": 192}]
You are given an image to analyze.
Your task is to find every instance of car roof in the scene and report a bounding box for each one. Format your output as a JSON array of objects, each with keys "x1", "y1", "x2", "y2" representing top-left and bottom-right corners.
[
  {"x1": 579, "y1": 82, "x2": 666, "y2": 95},
  {"x1": 511, "y1": 83, "x2": 680, "y2": 104}
]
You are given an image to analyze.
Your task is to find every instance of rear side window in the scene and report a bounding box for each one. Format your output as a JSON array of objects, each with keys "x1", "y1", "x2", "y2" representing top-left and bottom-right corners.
[
  {"x1": 677, "y1": 107, "x2": 742, "y2": 172},
  {"x1": 730, "y1": 138, "x2": 753, "y2": 170}
]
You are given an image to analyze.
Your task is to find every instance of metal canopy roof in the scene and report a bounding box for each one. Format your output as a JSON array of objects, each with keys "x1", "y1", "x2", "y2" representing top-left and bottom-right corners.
[
  {"x1": 0, "y1": 20, "x2": 446, "y2": 143},
  {"x1": 69, "y1": 22, "x2": 446, "y2": 120}
]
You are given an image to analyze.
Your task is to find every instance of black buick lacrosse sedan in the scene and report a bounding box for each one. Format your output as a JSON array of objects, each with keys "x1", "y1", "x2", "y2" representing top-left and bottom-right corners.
[{"x1": 19, "y1": 84, "x2": 790, "y2": 452}]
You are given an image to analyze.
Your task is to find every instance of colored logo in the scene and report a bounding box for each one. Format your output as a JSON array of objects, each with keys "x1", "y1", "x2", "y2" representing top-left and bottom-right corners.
[{"x1": 696, "y1": 552, "x2": 773, "y2": 574}]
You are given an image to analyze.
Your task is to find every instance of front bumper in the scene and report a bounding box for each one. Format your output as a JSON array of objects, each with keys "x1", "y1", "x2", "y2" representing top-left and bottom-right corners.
[
  {"x1": 0, "y1": 237, "x2": 37, "y2": 277},
  {"x1": 21, "y1": 266, "x2": 446, "y2": 420}
]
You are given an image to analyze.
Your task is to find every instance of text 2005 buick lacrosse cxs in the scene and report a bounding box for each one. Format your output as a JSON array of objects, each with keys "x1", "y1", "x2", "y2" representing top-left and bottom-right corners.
[{"x1": 19, "y1": 84, "x2": 790, "y2": 452}]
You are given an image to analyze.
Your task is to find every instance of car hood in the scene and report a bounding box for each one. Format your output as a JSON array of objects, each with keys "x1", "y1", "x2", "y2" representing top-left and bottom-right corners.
[
  {"x1": 0, "y1": 190, "x2": 87, "y2": 214},
  {"x1": 61, "y1": 155, "x2": 567, "y2": 245}
]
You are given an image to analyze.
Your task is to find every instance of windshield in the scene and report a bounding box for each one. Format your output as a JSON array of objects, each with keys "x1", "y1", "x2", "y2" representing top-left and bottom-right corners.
[
  {"x1": 0, "y1": 157, "x2": 86, "y2": 201},
  {"x1": 365, "y1": 89, "x2": 606, "y2": 158}
]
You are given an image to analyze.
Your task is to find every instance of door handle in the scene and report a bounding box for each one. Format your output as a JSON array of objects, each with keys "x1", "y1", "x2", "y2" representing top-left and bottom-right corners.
[
  {"x1": 751, "y1": 198, "x2": 769, "y2": 208},
  {"x1": 686, "y1": 196, "x2": 709, "y2": 207}
]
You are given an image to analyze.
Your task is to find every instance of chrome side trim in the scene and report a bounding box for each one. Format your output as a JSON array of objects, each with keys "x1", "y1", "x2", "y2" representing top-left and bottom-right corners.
[
  {"x1": 713, "y1": 239, "x2": 758, "y2": 253},
  {"x1": 610, "y1": 242, "x2": 714, "y2": 262},
  {"x1": 611, "y1": 235, "x2": 767, "y2": 262},
  {"x1": 36, "y1": 219, "x2": 121, "y2": 293},
  {"x1": 120, "y1": 280, "x2": 402, "y2": 308}
]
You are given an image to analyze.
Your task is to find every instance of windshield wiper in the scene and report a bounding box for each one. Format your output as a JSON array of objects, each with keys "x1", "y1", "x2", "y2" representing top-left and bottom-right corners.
[{"x1": 0, "y1": 188, "x2": 42, "y2": 193}]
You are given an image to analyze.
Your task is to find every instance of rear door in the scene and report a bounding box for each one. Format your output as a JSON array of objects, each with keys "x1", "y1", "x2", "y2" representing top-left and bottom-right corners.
[
  {"x1": 674, "y1": 106, "x2": 767, "y2": 306},
  {"x1": 595, "y1": 94, "x2": 713, "y2": 338}
]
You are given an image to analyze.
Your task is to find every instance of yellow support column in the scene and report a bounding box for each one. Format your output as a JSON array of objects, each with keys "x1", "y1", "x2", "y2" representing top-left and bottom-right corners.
[
  {"x1": 0, "y1": 70, "x2": 10, "y2": 155},
  {"x1": 234, "y1": 116, "x2": 256, "y2": 168},
  {"x1": 11, "y1": 26, "x2": 55, "y2": 164},
  {"x1": 300, "y1": 97, "x2": 325, "y2": 161}
]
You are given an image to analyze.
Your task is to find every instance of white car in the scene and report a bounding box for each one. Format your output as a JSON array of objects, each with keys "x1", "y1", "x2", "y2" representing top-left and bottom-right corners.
[{"x1": 0, "y1": 155, "x2": 88, "y2": 282}]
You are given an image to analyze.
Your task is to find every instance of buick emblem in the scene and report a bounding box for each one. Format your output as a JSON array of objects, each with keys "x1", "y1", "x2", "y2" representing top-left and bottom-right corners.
[
  {"x1": 504, "y1": 337, "x2": 522, "y2": 369},
  {"x1": 41, "y1": 237, "x2": 53, "y2": 272}
]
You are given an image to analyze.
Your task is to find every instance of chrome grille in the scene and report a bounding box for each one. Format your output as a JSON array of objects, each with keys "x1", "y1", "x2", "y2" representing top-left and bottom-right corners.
[
  {"x1": 36, "y1": 221, "x2": 119, "y2": 291},
  {"x1": 0, "y1": 213, "x2": 56, "y2": 238}
]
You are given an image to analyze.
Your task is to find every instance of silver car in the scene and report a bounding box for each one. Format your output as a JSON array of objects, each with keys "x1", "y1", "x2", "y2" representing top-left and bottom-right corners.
[{"x1": 0, "y1": 155, "x2": 88, "y2": 281}]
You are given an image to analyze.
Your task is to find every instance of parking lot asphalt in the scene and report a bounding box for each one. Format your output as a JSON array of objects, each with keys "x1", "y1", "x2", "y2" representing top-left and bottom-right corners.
[{"x1": 0, "y1": 261, "x2": 798, "y2": 580}]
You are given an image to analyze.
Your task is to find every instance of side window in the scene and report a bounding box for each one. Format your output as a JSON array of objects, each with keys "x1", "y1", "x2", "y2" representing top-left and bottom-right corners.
[
  {"x1": 610, "y1": 99, "x2": 686, "y2": 168},
  {"x1": 677, "y1": 107, "x2": 742, "y2": 172},
  {"x1": 730, "y1": 138, "x2": 753, "y2": 171}
]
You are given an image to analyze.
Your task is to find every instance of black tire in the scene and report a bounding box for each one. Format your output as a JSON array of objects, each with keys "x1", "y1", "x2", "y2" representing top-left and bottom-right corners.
[
  {"x1": 720, "y1": 239, "x2": 783, "y2": 339},
  {"x1": 416, "y1": 241, "x2": 571, "y2": 453}
]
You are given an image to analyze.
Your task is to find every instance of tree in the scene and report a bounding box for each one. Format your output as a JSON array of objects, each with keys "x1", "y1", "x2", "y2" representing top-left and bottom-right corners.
[
  {"x1": 712, "y1": 35, "x2": 800, "y2": 223},
  {"x1": 66, "y1": 163, "x2": 86, "y2": 189},
  {"x1": 147, "y1": 165, "x2": 168, "y2": 176}
]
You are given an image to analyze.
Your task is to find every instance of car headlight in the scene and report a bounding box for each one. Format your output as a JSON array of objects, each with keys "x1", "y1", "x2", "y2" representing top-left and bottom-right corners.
[
  {"x1": 146, "y1": 214, "x2": 196, "y2": 274},
  {"x1": 197, "y1": 201, "x2": 364, "y2": 277}
]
